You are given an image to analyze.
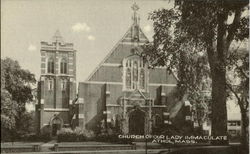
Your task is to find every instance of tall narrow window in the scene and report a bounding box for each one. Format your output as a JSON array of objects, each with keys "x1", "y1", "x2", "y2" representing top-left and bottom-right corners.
[
  {"x1": 123, "y1": 57, "x2": 147, "y2": 91},
  {"x1": 48, "y1": 79, "x2": 54, "y2": 91},
  {"x1": 139, "y1": 69, "x2": 145, "y2": 89},
  {"x1": 126, "y1": 68, "x2": 131, "y2": 89},
  {"x1": 60, "y1": 58, "x2": 67, "y2": 74},
  {"x1": 133, "y1": 61, "x2": 138, "y2": 82},
  {"x1": 47, "y1": 58, "x2": 54, "y2": 73},
  {"x1": 61, "y1": 79, "x2": 67, "y2": 91}
]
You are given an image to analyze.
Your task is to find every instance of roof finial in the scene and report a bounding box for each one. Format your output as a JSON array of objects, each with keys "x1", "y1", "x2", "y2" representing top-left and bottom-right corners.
[
  {"x1": 53, "y1": 29, "x2": 64, "y2": 43},
  {"x1": 131, "y1": 2, "x2": 139, "y2": 26},
  {"x1": 131, "y1": 2, "x2": 140, "y2": 42},
  {"x1": 131, "y1": 2, "x2": 139, "y2": 12}
]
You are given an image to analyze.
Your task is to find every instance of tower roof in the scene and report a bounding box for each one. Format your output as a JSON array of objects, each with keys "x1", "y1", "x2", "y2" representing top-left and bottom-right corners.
[{"x1": 52, "y1": 30, "x2": 64, "y2": 43}]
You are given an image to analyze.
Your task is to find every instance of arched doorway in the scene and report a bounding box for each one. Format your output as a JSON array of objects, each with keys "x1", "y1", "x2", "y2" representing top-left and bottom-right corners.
[
  {"x1": 51, "y1": 117, "x2": 62, "y2": 136},
  {"x1": 129, "y1": 108, "x2": 145, "y2": 135}
]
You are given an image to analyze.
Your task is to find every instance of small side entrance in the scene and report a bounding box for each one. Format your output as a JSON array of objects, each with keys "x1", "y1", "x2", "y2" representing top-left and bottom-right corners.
[{"x1": 51, "y1": 117, "x2": 62, "y2": 136}]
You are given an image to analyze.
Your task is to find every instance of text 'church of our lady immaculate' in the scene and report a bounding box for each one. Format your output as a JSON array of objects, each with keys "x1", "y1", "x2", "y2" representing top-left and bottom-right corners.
[{"x1": 36, "y1": 3, "x2": 194, "y2": 136}]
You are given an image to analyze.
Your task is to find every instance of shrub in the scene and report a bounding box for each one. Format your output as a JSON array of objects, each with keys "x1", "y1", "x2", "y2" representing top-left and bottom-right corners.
[
  {"x1": 20, "y1": 132, "x2": 51, "y2": 142},
  {"x1": 81, "y1": 129, "x2": 95, "y2": 141},
  {"x1": 57, "y1": 128, "x2": 75, "y2": 142},
  {"x1": 96, "y1": 133, "x2": 133, "y2": 144},
  {"x1": 57, "y1": 127, "x2": 95, "y2": 142},
  {"x1": 96, "y1": 128, "x2": 133, "y2": 144},
  {"x1": 39, "y1": 132, "x2": 52, "y2": 142},
  {"x1": 96, "y1": 133, "x2": 110, "y2": 142}
]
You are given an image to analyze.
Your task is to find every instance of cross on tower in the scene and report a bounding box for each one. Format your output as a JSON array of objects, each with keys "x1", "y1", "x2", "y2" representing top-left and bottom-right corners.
[
  {"x1": 131, "y1": 2, "x2": 139, "y2": 12},
  {"x1": 53, "y1": 29, "x2": 64, "y2": 43},
  {"x1": 131, "y1": 2, "x2": 140, "y2": 42}
]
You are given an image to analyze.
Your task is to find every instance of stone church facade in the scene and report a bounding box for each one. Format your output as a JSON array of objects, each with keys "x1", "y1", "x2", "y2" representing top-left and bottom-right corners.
[
  {"x1": 76, "y1": 3, "x2": 178, "y2": 135},
  {"x1": 36, "y1": 3, "x2": 193, "y2": 136}
]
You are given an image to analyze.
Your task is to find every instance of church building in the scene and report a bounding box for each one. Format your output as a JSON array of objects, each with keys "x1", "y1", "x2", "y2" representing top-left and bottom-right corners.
[
  {"x1": 75, "y1": 3, "x2": 179, "y2": 135},
  {"x1": 36, "y1": 3, "x2": 194, "y2": 136},
  {"x1": 35, "y1": 31, "x2": 77, "y2": 136}
]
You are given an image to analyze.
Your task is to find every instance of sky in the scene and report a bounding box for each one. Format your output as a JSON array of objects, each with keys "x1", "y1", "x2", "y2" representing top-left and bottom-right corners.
[
  {"x1": 1, "y1": 0, "x2": 173, "y2": 82},
  {"x1": 1, "y1": 0, "x2": 241, "y2": 115}
]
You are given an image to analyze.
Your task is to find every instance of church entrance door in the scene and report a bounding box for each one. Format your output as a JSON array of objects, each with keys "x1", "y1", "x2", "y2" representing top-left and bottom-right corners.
[
  {"x1": 129, "y1": 108, "x2": 145, "y2": 135},
  {"x1": 51, "y1": 117, "x2": 62, "y2": 136}
]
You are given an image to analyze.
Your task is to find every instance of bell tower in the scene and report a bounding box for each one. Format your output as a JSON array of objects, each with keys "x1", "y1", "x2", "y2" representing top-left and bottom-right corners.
[{"x1": 36, "y1": 30, "x2": 76, "y2": 135}]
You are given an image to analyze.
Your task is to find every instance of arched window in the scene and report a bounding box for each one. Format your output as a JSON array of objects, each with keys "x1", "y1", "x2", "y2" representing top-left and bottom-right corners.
[
  {"x1": 60, "y1": 58, "x2": 67, "y2": 74},
  {"x1": 123, "y1": 57, "x2": 147, "y2": 91},
  {"x1": 47, "y1": 58, "x2": 54, "y2": 73}
]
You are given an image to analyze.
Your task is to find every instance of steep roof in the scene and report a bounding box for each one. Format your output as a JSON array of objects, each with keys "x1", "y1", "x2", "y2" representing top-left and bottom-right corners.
[
  {"x1": 121, "y1": 26, "x2": 149, "y2": 44},
  {"x1": 86, "y1": 4, "x2": 149, "y2": 81}
]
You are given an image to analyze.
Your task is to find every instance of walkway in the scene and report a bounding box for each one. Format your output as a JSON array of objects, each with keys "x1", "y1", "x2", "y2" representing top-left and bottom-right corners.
[{"x1": 40, "y1": 140, "x2": 57, "y2": 152}]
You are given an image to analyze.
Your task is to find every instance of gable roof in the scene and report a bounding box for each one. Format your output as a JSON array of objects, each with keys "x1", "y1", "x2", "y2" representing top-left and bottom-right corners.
[
  {"x1": 121, "y1": 26, "x2": 149, "y2": 44},
  {"x1": 86, "y1": 25, "x2": 149, "y2": 81}
]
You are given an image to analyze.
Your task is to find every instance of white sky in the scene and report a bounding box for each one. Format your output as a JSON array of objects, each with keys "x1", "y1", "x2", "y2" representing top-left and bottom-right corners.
[
  {"x1": 1, "y1": 0, "x2": 173, "y2": 82},
  {"x1": 2, "y1": 0, "x2": 242, "y2": 117}
]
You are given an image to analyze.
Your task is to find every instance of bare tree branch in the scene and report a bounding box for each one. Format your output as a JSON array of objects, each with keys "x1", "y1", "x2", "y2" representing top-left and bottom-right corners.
[
  {"x1": 226, "y1": 82, "x2": 241, "y2": 103},
  {"x1": 245, "y1": 98, "x2": 249, "y2": 110}
]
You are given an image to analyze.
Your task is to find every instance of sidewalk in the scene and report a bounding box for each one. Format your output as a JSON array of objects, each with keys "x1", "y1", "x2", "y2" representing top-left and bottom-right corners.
[
  {"x1": 40, "y1": 140, "x2": 57, "y2": 152},
  {"x1": 9, "y1": 149, "x2": 165, "y2": 154}
]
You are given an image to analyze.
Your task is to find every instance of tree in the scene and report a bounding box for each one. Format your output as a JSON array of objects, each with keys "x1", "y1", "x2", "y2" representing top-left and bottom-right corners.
[
  {"x1": 143, "y1": 14, "x2": 211, "y2": 135},
  {"x1": 1, "y1": 90, "x2": 17, "y2": 132},
  {"x1": 17, "y1": 111, "x2": 36, "y2": 135},
  {"x1": 1, "y1": 62, "x2": 18, "y2": 140},
  {"x1": 143, "y1": 0, "x2": 249, "y2": 147},
  {"x1": 1, "y1": 58, "x2": 36, "y2": 138},
  {"x1": 227, "y1": 47, "x2": 249, "y2": 153},
  {"x1": 175, "y1": 1, "x2": 249, "y2": 145}
]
